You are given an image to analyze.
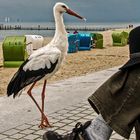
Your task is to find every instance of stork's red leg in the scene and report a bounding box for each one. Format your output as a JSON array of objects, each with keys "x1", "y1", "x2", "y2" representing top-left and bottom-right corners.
[
  {"x1": 39, "y1": 80, "x2": 51, "y2": 128},
  {"x1": 27, "y1": 82, "x2": 50, "y2": 128}
]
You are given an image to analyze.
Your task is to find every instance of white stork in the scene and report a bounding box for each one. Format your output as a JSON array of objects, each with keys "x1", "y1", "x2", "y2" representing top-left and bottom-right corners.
[{"x1": 7, "y1": 2, "x2": 85, "y2": 128}]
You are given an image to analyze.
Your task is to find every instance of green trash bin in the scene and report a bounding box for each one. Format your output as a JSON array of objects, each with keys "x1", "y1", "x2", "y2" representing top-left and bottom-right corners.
[
  {"x1": 112, "y1": 31, "x2": 129, "y2": 46},
  {"x1": 2, "y1": 36, "x2": 27, "y2": 67}
]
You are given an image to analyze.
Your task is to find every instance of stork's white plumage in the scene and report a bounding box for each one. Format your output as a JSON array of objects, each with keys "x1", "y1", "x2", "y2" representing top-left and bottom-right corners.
[{"x1": 7, "y1": 2, "x2": 84, "y2": 128}]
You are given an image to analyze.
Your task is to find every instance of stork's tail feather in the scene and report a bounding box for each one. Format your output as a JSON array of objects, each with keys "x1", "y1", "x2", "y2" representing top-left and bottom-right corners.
[
  {"x1": 7, "y1": 59, "x2": 29, "y2": 98},
  {"x1": 7, "y1": 70, "x2": 25, "y2": 98}
]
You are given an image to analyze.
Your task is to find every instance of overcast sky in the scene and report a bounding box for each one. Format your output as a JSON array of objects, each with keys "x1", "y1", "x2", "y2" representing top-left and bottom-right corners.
[{"x1": 0, "y1": 0, "x2": 140, "y2": 23}]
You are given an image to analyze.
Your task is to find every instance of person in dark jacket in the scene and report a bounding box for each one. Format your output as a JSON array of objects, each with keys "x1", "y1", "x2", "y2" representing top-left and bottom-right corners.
[{"x1": 43, "y1": 26, "x2": 140, "y2": 140}]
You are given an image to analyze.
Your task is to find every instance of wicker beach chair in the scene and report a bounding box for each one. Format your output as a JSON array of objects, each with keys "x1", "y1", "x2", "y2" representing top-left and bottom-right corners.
[{"x1": 2, "y1": 36, "x2": 28, "y2": 67}]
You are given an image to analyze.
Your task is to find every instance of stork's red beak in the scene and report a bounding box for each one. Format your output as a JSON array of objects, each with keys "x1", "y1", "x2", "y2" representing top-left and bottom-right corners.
[{"x1": 66, "y1": 9, "x2": 85, "y2": 20}]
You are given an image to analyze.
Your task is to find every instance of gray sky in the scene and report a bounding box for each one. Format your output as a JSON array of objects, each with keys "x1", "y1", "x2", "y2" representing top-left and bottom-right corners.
[{"x1": 0, "y1": 0, "x2": 140, "y2": 22}]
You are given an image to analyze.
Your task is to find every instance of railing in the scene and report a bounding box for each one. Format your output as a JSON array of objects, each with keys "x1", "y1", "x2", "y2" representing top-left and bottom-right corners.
[{"x1": 0, "y1": 24, "x2": 128, "y2": 31}]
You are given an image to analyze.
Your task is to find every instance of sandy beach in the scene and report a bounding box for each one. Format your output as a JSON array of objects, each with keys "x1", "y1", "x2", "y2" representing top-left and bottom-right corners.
[{"x1": 0, "y1": 29, "x2": 130, "y2": 96}]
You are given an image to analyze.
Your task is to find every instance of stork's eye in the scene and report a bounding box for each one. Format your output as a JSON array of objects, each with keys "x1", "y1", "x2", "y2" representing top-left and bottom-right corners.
[{"x1": 62, "y1": 5, "x2": 66, "y2": 9}]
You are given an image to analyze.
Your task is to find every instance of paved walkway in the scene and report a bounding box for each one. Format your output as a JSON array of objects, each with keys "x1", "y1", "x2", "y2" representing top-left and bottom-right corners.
[{"x1": 0, "y1": 67, "x2": 135, "y2": 140}]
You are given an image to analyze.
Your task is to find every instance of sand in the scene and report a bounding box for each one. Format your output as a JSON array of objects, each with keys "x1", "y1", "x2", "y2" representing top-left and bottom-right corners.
[{"x1": 0, "y1": 30, "x2": 130, "y2": 96}]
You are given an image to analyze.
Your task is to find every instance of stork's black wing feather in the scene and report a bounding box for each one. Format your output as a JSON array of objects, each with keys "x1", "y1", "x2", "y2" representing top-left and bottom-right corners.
[{"x1": 7, "y1": 59, "x2": 58, "y2": 98}]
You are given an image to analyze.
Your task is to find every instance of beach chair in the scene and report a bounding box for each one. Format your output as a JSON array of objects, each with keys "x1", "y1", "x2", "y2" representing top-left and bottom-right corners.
[
  {"x1": 78, "y1": 33, "x2": 91, "y2": 51},
  {"x1": 25, "y1": 35, "x2": 44, "y2": 55},
  {"x1": 112, "y1": 31, "x2": 129, "y2": 46},
  {"x1": 68, "y1": 34, "x2": 79, "y2": 53},
  {"x1": 2, "y1": 36, "x2": 28, "y2": 67},
  {"x1": 90, "y1": 33, "x2": 95, "y2": 48},
  {"x1": 90, "y1": 33, "x2": 103, "y2": 49}
]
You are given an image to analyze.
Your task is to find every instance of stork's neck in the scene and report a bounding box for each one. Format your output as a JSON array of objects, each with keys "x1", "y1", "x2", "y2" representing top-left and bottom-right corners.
[
  {"x1": 54, "y1": 11, "x2": 67, "y2": 37},
  {"x1": 50, "y1": 9, "x2": 68, "y2": 57}
]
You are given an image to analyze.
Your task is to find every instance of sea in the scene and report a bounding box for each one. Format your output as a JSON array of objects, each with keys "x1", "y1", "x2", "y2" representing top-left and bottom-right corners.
[{"x1": 0, "y1": 21, "x2": 140, "y2": 41}]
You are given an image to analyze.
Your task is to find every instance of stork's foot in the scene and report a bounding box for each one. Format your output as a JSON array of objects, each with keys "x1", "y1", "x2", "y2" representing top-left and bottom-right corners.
[
  {"x1": 38, "y1": 123, "x2": 50, "y2": 129},
  {"x1": 39, "y1": 117, "x2": 52, "y2": 129}
]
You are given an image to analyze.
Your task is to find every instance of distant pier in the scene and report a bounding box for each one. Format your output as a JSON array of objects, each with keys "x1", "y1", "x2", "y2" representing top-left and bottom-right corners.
[{"x1": 0, "y1": 24, "x2": 128, "y2": 31}]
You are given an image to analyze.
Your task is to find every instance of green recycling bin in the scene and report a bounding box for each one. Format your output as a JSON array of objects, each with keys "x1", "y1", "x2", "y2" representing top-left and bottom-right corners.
[{"x1": 2, "y1": 36, "x2": 27, "y2": 67}]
